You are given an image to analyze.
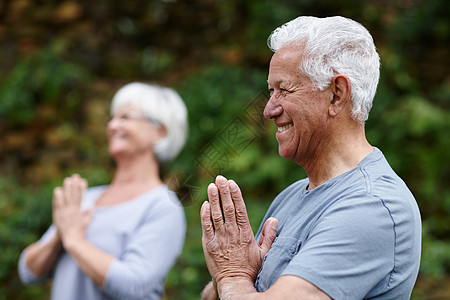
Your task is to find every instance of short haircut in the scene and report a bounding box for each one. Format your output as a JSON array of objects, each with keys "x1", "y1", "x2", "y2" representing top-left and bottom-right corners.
[
  {"x1": 268, "y1": 16, "x2": 380, "y2": 123},
  {"x1": 110, "y1": 82, "x2": 188, "y2": 163}
]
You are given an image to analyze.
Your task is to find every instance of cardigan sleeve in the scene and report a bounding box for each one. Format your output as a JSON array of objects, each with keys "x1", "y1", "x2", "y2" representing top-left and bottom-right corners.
[{"x1": 103, "y1": 197, "x2": 186, "y2": 299}]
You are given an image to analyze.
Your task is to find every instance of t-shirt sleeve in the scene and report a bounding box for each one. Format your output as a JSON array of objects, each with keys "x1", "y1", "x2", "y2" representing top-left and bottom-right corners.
[
  {"x1": 103, "y1": 200, "x2": 186, "y2": 299},
  {"x1": 282, "y1": 195, "x2": 395, "y2": 299}
]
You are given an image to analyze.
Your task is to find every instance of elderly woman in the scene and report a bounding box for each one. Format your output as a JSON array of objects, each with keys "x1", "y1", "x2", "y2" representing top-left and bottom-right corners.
[{"x1": 18, "y1": 82, "x2": 188, "y2": 300}]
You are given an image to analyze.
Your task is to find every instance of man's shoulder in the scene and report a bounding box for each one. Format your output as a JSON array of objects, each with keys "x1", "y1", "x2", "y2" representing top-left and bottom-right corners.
[{"x1": 359, "y1": 148, "x2": 416, "y2": 205}]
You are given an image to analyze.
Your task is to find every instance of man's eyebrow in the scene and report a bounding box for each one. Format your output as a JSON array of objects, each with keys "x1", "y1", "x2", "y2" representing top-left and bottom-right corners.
[
  {"x1": 267, "y1": 79, "x2": 283, "y2": 84},
  {"x1": 267, "y1": 80, "x2": 291, "y2": 86}
]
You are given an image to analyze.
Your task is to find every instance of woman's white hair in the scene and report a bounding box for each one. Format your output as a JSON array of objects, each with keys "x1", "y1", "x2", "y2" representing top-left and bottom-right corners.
[
  {"x1": 268, "y1": 16, "x2": 380, "y2": 123},
  {"x1": 110, "y1": 82, "x2": 188, "y2": 163}
]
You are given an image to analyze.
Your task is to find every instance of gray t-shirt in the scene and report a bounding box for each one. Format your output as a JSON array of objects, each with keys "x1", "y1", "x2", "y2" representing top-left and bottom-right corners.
[
  {"x1": 255, "y1": 148, "x2": 421, "y2": 299},
  {"x1": 18, "y1": 184, "x2": 186, "y2": 300}
]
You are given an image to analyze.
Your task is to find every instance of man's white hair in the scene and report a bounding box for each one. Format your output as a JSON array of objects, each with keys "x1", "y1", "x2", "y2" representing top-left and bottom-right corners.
[
  {"x1": 111, "y1": 82, "x2": 188, "y2": 163},
  {"x1": 268, "y1": 16, "x2": 380, "y2": 123}
]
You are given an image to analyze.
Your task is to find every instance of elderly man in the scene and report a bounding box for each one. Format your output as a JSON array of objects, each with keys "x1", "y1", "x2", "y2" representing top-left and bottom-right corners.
[{"x1": 200, "y1": 16, "x2": 421, "y2": 300}]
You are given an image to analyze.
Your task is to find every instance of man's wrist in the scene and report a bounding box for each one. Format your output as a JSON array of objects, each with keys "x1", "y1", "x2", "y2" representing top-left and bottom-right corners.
[{"x1": 217, "y1": 276, "x2": 257, "y2": 300}]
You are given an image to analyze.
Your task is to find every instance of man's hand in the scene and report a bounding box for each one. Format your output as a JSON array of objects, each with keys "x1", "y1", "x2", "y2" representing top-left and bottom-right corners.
[
  {"x1": 201, "y1": 281, "x2": 218, "y2": 300},
  {"x1": 200, "y1": 175, "x2": 278, "y2": 294},
  {"x1": 53, "y1": 174, "x2": 93, "y2": 249}
]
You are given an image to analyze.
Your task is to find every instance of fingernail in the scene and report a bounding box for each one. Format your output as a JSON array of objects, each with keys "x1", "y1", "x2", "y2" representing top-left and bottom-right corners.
[
  {"x1": 216, "y1": 175, "x2": 228, "y2": 188},
  {"x1": 229, "y1": 180, "x2": 237, "y2": 192},
  {"x1": 216, "y1": 175, "x2": 227, "y2": 183},
  {"x1": 208, "y1": 183, "x2": 218, "y2": 196},
  {"x1": 270, "y1": 218, "x2": 279, "y2": 230}
]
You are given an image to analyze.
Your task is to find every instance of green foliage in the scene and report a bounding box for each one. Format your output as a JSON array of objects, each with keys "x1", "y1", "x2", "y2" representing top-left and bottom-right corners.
[
  {"x1": 421, "y1": 224, "x2": 450, "y2": 279},
  {"x1": 0, "y1": 176, "x2": 54, "y2": 299},
  {"x1": 0, "y1": 43, "x2": 89, "y2": 125},
  {"x1": 365, "y1": 1, "x2": 450, "y2": 289}
]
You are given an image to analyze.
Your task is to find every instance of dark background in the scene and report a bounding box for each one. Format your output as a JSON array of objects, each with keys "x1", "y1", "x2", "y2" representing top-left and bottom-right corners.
[{"x1": 0, "y1": 0, "x2": 449, "y2": 299}]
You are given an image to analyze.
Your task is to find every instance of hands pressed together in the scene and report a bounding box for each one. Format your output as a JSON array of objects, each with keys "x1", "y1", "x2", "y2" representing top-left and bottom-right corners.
[
  {"x1": 52, "y1": 174, "x2": 93, "y2": 249},
  {"x1": 51, "y1": 173, "x2": 278, "y2": 297},
  {"x1": 200, "y1": 175, "x2": 278, "y2": 299}
]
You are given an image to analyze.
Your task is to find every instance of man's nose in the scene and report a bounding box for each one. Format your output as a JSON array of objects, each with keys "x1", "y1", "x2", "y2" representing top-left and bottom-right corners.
[{"x1": 263, "y1": 96, "x2": 283, "y2": 120}]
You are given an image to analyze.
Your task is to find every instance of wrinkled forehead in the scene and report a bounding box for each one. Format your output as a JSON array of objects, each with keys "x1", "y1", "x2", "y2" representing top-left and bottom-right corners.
[{"x1": 268, "y1": 45, "x2": 306, "y2": 85}]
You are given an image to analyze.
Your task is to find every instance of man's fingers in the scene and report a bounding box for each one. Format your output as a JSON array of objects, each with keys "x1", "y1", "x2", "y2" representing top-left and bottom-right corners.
[
  {"x1": 229, "y1": 180, "x2": 251, "y2": 230},
  {"x1": 215, "y1": 175, "x2": 237, "y2": 229},
  {"x1": 258, "y1": 217, "x2": 278, "y2": 257},
  {"x1": 201, "y1": 280, "x2": 218, "y2": 300},
  {"x1": 208, "y1": 183, "x2": 224, "y2": 231},
  {"x1": 200, "y1": 201, "x2": 215, "y2": 243}
]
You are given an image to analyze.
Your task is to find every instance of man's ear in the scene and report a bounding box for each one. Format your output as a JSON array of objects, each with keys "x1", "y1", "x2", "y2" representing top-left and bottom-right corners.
[{"x1": 329, "y1": 74, "x2": 352, "y2": 117}]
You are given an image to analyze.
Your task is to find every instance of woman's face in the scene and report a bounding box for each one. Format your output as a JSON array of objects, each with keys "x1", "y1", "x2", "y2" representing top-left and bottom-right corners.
[{"x1": 107, "y1": 105, "x2": 164, "y2": 160}]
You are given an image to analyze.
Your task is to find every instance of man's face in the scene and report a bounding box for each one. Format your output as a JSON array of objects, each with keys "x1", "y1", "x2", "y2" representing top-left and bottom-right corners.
[{"x1": 264, "y1": 45, "x2": 332, "y2": 166}]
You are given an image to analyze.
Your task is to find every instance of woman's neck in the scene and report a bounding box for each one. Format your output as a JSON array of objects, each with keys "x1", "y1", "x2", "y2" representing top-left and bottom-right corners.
[
  {"x1": 95, "y1": 153, "x2": 163, "y2": 207},
  {"x1": 111, "y1": 153, "x2": 162, "y2": 188}
]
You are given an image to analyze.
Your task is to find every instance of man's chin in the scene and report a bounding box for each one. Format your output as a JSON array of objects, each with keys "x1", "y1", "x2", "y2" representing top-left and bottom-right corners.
[{"x1": 278, "y1": 147, "x2": 293, "y2": 160}]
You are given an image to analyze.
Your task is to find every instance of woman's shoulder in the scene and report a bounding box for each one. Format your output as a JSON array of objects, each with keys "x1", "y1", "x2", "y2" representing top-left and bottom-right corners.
[
  {"x1": 130, "y1": 185, "x2": 183, "y2": 214},
  {"x1": 134, "y1": 185, "x2": 186, "y2": 226},
  {"x1": 147, "y1": 185, "x2": 184, "y2": 209}
]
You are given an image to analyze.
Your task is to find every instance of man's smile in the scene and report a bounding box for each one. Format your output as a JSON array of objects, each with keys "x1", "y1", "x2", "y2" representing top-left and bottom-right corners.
[{"x1": 277, "y1": 123, "x2": 293, "y2": 132}]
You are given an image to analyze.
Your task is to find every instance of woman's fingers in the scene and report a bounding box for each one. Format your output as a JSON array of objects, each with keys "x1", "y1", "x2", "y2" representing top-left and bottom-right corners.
[
  {"x1": 75, "y1": 176, "x2": 88, "y2": 206},
  {"x1": 62, "y1": 174, "x2": 87, "y2": 207},
  {"x1": 53, "y1": 187, "x2": 64, "y2": 210},
  {"x1": 62, "y1": 177, "x2": 72, "y2": 205}
]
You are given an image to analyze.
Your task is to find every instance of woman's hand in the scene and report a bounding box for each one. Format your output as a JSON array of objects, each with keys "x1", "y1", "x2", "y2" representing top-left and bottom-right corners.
[
  {"x1": 53, "y1": 174, "x2": 93, "y2": 249},
  {"x1": 52, "y1": 174, "x2": 113, "y2": 288}
]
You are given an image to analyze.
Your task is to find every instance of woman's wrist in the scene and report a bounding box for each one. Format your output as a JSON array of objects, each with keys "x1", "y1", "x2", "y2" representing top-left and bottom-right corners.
[
  {"x1": 61, "y1": 233, "x2": 86, "y2": 253},
  {"x1": 48, "y1": 231, "x2": 63, "y2": 248}
]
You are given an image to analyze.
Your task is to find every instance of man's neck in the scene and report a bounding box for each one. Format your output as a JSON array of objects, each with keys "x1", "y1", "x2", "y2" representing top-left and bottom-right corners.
[{"x1": 302, "y1": 126, "x2": 373, "y2": 190}]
